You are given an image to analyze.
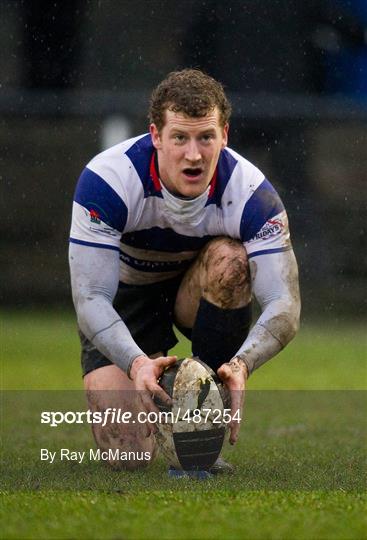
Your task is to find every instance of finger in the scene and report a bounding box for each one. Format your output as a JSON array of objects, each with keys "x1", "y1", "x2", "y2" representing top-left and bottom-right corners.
[
  {"x1": 140, "y1": 390, "x2": 159, "y2": 416},
  {"x1": 230, "y1": 387, "x2": 243, "y2": 415},
  {"x1": 229, "y1": 407, "x2": 241, "y2": 444},
  {"x1": 135, "y1": 394, "x2": 155, "y2": 437},
  {"x1": 229, "y1": 420, "x2": 240, "y2": 445},
  {"x1": 156, "y1": 355, "x2": 177, "y2": 368},
  {"x1": 143, "y1": 416, "x2": 156, "y2": 437},
  {"x1": 228, "y1": 388, "x2": 243, "y2": 445},
  {"x1": 147, "y1": 419, "x2": 158, "y2": 435},
  {"x1": 149, "y1": 383, "x2": 172, "y2": 406},
  {"x1": 139, "y1": 392, "x2": 160, "y2": 435}
]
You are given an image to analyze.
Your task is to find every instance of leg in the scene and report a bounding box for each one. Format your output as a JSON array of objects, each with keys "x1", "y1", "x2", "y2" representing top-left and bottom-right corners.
[
  {"x1": 84, "y1": 359, "x2": 160, "y2": 471},
  {"x1": 174, "y1": 237, "x2": 252, "y2": 371}
]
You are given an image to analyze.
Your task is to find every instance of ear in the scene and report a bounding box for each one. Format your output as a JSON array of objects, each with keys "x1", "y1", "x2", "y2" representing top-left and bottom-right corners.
[
  {"x1": 221, "y1": 123, "x2": 229, "y2": 149},
  {"x1": 150, "y1": 124, "x2": 162, "y2": 150}
]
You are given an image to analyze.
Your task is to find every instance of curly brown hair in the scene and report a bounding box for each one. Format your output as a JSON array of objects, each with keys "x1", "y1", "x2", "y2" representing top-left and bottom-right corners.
[{"x1": 149, "y1": 69, "x2": 231, "y2": 131}]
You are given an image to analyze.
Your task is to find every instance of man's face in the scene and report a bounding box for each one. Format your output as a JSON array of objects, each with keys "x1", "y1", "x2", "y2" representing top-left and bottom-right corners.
[{"x1": 150, "y1": 107, "x2": 228, "y2": 198}]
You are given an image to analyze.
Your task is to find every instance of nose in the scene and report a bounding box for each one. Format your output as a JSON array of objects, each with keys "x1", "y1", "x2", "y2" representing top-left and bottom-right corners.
[{"x1": 184, "y1": 139, "x2": 201, "y2": 163}]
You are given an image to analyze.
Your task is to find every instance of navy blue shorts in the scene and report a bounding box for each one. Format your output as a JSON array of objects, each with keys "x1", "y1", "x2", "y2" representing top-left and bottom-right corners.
[{"x1": 79, "y1": 276, "x2": 187, "y2": 376}]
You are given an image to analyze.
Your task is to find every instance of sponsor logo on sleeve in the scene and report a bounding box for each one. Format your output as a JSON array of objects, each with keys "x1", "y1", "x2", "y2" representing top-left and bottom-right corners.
[
  {"x1": 82, "y1": 206, "x2": 118, "y2": 237},
  {"x1": 251, "y1": 217, "x2": 285, "y2": 241},
  {"x1": 89, "y1": 208, "x2": 101, "y2": 224}
]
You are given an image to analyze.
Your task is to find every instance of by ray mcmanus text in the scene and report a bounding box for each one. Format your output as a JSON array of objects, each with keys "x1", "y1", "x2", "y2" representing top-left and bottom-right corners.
[{"x1": 40, "y1": 448, "x2": 152, "y2": 464}]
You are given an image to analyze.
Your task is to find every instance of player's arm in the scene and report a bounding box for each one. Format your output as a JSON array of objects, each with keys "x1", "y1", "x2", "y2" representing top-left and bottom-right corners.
[
  {"x1": 69, "y1": 243, "x2": 175, "y2": 407},
  {"x1": 219, "y1": 175, "x2": 300, "y2": 442},
  {"x1": 69, "y1": 242, "x2": 145, "y2": 373},
  {"x1": 218, "y1": 248, "x2": 300, "y2": 444},
  {"x1": 235, "y1": 248, "x2": 301, "y2": 373},
  {"x1": 69, "y1": 164, "x2": 175, "y2": 405},
  {"x1": 231, "y1": 176, "x2": 301, "y2": 371}
]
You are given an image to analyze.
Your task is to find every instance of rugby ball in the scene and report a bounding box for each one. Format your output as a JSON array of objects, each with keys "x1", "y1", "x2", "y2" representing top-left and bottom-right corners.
[{"x1": 154, "y1": 357, "x2": 230, "y2": 470}]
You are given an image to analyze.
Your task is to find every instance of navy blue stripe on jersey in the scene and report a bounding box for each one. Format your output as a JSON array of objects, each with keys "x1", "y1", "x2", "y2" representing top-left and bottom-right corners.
[
  {"x1": 119, "y1": 251, "x2": 191, "y2": 273},
  {"x1": 240, "y1": 179, "x2": 285, "y2": 242},
  {"x1": 206, "y1": 149, "x2": 238, "y2": 207},
  {"x1": 69, "y1": 238, "x2": 121, "y2": 252},
  {"x1": 125, "y1": 134, "x2": 163, "y2": 198},
  {"x1": 248, "y1": 246, "x2": 292, "y2": 259},
  {"x1": 74, "y1": 168, "x2": 128, "y2": 232},
  {"x1": 121, "y1": 228, "x2": 212, "y2": 253}
]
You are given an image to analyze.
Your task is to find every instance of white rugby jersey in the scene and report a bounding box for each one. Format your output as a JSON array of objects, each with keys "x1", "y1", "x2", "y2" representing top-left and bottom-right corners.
[{"x1": 70, "y1": 133, "x2": 291, "y2": 285}]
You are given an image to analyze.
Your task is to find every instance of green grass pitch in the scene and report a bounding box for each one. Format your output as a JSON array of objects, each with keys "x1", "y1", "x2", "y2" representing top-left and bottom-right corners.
[{"x1": 1, "y1": 310, "x2": 366, "y2": 539}]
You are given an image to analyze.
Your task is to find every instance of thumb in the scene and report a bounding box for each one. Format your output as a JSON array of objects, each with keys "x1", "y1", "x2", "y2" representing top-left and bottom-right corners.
[{"x1": 158, "y1": 355, "x2": 177, "y2": 368}]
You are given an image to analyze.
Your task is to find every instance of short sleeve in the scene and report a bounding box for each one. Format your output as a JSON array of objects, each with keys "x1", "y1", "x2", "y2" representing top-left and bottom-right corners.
[
  {"x1": 69, "y1": 167, "x2": 128, "y2": 252},
  {"x1": 240, "y1": 178, "x2": 291, "y2": 258}
]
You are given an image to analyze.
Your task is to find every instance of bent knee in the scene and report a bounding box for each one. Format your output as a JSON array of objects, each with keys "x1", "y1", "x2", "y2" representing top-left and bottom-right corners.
[
  {"x1": 201, "y1": 238, "x2": 251, "y2": 307},
  {"x1": 203, "y1": 237, "x2": 248, "y2": 272}
]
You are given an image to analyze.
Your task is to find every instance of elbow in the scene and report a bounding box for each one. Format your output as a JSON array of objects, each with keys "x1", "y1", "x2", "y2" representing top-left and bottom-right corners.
[
  {"x1": 71, "y1": 282, "x2": 113, "y2": 315},
  {"x1": 285, "y1": 297, "x2": 301, "y2": 345},
  {"x1": 288, "y1": 309, "x2": 300, "y2": 343},
  {"x1": 292, "y1": 294, "x2": 301, "y2": 338},
  {"x1": 71, "y1": 288, "x2": 109, "y2": 339},
  {"x1": 262, "y1": 300, "x2": 301, "y2": 349},
  {"x1": 71, "y1": 287, "x2": 90, "y2": 321},
  {"x1": 276, "y1": 311, "x2": 299, "y2": 348},
  {"x1": 283, "y1": 295, "x2": 301, "y2": 345},
  {"x1": 72, "y1": 292, "x2": 92, "y2": 337}
]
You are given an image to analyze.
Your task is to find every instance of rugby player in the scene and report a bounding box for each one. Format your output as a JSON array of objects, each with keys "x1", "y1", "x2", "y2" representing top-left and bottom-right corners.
[{"x1": 69, "y1": 69, "x2": 301, "y2": 471}]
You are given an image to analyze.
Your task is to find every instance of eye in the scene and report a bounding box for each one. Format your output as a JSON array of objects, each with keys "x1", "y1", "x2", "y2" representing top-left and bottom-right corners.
[
  {"x1": 201, "y1": 134, "x2": 215, "y2": 143},
  {"x1": 173, "y1": 134, "x2": 186, "y2": 143}
]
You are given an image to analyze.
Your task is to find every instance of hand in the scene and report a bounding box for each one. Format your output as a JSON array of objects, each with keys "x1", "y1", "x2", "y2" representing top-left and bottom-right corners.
[
  {"x1": 217, "y1": 357, "x2": 248, "y2": 445},
  {"x1": 130, "y1": 354, "x2": 177, "y2": 417}
]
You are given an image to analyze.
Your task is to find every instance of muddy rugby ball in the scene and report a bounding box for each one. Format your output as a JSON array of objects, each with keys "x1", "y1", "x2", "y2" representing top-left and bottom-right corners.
[{"x1": 154, "y1": 357, "x2": 230, "y2": 470}]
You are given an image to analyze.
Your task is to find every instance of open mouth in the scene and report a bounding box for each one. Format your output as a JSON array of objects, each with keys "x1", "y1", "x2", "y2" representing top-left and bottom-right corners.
[{"x1": 183, "y1": 167, "x2": 203, "y2": 178}]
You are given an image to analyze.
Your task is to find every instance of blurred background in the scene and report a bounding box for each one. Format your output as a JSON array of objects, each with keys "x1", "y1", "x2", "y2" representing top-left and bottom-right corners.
[{"x1": 1, "y1": 0, "x2": 366, "y2": 321}]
